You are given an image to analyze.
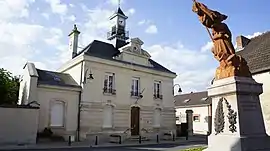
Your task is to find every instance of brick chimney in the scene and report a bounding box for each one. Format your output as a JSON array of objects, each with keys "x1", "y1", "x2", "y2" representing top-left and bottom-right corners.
[{"x1": 236, "y1": 35, "x2": 250, "y2": 50}]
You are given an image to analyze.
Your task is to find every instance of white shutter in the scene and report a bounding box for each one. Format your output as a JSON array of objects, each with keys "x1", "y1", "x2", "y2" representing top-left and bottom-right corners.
[{"x1": 50, "y1": 102, "x2": 64, "y2": 127}]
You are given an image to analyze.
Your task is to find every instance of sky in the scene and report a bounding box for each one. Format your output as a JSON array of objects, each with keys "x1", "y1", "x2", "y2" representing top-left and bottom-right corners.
[{"x1": 1, "y1": 0, "x2": 270, "y2": 94}]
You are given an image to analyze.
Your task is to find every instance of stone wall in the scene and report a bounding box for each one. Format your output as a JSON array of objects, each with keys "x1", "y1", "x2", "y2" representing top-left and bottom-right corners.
[
  {"x1": 0, "y1": 105, "x2": 39, "y2": 145},
  {"x1": 79, "y1": 103, "x2": 176, "y2": 141}
]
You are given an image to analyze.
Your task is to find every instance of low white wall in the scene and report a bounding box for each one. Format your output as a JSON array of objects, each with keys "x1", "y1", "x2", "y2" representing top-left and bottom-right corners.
[
  {"x1": 0, "y1": 106, "x2": 39, "y2": 145},
  {"x1": 176, "y1": 105, "x2": 210, "y2": 135}
]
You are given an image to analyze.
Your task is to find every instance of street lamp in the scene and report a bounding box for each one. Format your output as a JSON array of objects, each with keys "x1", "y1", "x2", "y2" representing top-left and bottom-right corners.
[
  {"x1": 173, "y1": 84, "x2": 182, "y2": 95},
  {"x1": 82, "y1": 68, "x2": 94, "y2": 84},
  {"x1": 210, "y1": 77, "x2": 215, "y2": 85}
]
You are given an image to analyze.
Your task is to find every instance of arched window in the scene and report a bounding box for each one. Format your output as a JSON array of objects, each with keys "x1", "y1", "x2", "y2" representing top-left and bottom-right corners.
[
  {"x1": 50, "y1": 101, "x2": 65, "y2": 127},
  {"x1": 153, "y1": 108, "x2": 161, "y2": 127}
]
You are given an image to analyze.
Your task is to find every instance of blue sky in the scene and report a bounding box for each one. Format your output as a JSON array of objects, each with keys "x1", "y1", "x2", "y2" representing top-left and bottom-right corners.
[{"x1": 0, "y1": 0, "x2": 269, "y2": 93}]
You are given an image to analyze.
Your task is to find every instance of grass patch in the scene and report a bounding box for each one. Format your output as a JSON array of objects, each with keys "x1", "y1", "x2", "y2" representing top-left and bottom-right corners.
[{"x1": 180, "y1": 147, "x2": 207, "y2": 151}]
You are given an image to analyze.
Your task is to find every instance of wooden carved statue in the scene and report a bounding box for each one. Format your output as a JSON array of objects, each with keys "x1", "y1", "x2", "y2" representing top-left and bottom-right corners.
[{"x1": 192, "y1": 0, "x2": 252, "y2": 80}]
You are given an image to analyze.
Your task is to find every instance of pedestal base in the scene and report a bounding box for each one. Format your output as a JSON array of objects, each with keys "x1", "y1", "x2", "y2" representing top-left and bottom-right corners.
[
  {"x1": 206, "y1": 76, "x2": 270, "y2": 151},
  {"x1": 205, "y1": 135, "x2": 270, "y2": 151}
]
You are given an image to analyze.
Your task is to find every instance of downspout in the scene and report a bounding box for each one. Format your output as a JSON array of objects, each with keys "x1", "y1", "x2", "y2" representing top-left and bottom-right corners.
[{"x1": 77, "y1": 60, "x2": 84, "y2": 141}]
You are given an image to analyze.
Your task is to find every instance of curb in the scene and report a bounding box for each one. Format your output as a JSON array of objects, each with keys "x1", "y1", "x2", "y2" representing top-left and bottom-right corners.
[{"x1": 0, "y1": 140, "x2": 206, "y2": 150}]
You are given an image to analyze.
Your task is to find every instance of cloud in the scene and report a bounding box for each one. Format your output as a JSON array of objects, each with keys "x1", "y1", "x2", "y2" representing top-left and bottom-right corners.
[
  {"x1": 127, "y1": 8, "x2": 135, "y2": 16},
  {"x1": 0, "y1": 0, "x2": 254, "y2": 94},
  {"x1": 78, "y1": 5, "x2": 115, "y2": 47},
  {"x1": 44, "y1": 28, "x2": 63, "y2": 45},
  {"x1": 138, "y1": 19, "x2": 152, "y2": 26},
  {"x1": 41, "y1": 13, "x2": 49, "y2": 19},
  {"x1": 0, "y1": 22, "x2": 47, "y2": 74},
  {"x1": 146, "y1": 42, "x2": 216, "y2": 93},
  {"x1": 246, "y1": 32, "x2": 263, "y2": 39},
  {"x1": 201, "y1": 41, "x2": 213, "y2": 53},
  {"x1": 45, "y1": 0, "x2": 68, "y2": 15},
  {"x1": 0, "y1": 0, "x2": 35, "y2": 20},
  {"x1": 66, "y1": 15, "x2": 76, "y2": 22},
  {"x1": 137, "y1": 19, "x2": 157, "y2": 34},
  {"x1": 69, "y1": 4, "x2": 74, "y2": 8},
  {"x1": 107, "y1": 0, "x2": 124, "y2": 6},
  {"x1": 145, "y1": 25, "x2": 158, "y2": 34}
]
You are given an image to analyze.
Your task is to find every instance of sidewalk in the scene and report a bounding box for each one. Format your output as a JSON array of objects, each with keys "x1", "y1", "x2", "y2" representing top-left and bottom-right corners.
[{"x1": 0, "y1": 136, "x2": 207, "y2": 150}]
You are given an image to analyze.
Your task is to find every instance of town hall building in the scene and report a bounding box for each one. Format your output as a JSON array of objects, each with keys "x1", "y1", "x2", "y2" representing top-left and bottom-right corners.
[{"x1": 18, "y1": 6, "x2": 177, "y2": 142}]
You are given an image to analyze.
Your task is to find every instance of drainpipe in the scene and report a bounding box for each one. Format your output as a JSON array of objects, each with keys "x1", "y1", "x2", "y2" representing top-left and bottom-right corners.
[{"x1": 77, "y1": 60, "x2": 84, "y2": 141}]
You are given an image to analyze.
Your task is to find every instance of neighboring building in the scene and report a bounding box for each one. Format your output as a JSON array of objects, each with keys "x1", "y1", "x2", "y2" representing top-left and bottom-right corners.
[
  {"x1": 174, "y1": 91, "x2": 212, "y2": 135},
  {"x1": 18, "y1": 6, "x2": 177, "y2": 141},
  {"x1": 236, "y1": 32, "x2": 270, "y2": 135},
  {"x1": 173, "y1": 32, "x2": 270, "y2": 136}
]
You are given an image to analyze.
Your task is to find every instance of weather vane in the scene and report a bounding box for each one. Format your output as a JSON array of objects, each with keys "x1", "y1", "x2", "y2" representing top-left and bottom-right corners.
[{"x1": 118, "y1": 0, "x2": 121, "y2": 8}]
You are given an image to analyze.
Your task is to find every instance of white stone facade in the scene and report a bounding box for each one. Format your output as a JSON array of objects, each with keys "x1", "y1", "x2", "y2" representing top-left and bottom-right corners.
[
  {"x1": 252, "y1": 72, "x2": 270, "y2": 135},
  {"x1": 18, "y1": 37, "x2": 177, "y2": 141},
  {"x1": 176, "y1": 105, "x2": 211, "y2": 135},
  {"x1": 57, "y1": 47, "x2": 176, "y2": 140}
]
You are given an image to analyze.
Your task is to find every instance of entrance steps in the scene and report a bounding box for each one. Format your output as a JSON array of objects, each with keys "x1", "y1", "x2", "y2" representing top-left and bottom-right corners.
[{"x1": 128, "y1": 135, "x2": 150, "y2": 141}]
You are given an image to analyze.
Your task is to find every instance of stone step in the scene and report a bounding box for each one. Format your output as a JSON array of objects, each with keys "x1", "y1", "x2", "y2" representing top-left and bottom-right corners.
[{"x1": 128, "y1": 136, "x2": 150, "y2": 141}]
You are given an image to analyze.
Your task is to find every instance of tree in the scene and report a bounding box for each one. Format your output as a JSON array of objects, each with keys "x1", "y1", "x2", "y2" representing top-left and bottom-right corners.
[{"x1": 0, "y1": 68, "x2": 20, "y2": 105}]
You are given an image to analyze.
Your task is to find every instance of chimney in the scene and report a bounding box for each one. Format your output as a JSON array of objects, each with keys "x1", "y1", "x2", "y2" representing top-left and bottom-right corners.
[
  {"x1": 236, "y1": 35, "x2": 250, "y2": 50},
  {"x1": 68, "y1": 24, "x2": 80, "y2": 59}
]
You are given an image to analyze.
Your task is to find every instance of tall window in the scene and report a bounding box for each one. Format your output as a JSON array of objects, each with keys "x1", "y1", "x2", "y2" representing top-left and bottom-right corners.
[
  {"x1": 103, "y1": 73, "x2": 115, "y2": 94},
  {"x1": 50, "y1": 101, "x2": 65, "y2": 127},
  {"x1": 154, "y1": 81, "x2": 162, "y2": 99},
  {"x1": 131, "y1": 77, "x2": 140, "y2": 96}
]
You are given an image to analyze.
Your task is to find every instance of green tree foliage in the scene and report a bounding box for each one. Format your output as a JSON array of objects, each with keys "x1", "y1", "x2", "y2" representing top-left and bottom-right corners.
[
  {"x1": 181, "y1": 147, "x2": 207, "y2": 151},
  {"x1": 0, "y1": 68, "x2": 20, "y2": 105}
]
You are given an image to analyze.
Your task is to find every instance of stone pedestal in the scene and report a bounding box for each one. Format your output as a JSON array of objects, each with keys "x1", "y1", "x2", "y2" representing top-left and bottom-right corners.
[
  {"x1": 205, "y1": 76, "x2": 270, "y2": 151},
  {"x1": 186, "y1": 110, "x2": 193, "y2": 136}
]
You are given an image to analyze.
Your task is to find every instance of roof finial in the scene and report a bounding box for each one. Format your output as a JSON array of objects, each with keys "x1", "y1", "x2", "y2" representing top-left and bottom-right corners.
[
  {"x1": 118, "y1": 0, "x2": 121, "y2": 8},
  {"x1": 74, "y1": 24, "x2": 77, "y2": 30}
]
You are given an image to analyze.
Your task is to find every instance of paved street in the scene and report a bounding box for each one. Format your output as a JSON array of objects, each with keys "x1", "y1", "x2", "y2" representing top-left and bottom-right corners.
[{"x1": 1, "y1": 142, "x2": 207, "y2": 151}]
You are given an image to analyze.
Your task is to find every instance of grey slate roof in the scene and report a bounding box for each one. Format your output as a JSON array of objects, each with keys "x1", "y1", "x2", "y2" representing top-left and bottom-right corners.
[
  {"x1": 174, "y1": 91, "x2": 211, "y2": 107},
  {"x1": 75, "y1": 40, "x2": 175, "y2": 74},
  {"x1": 36, "y1": 69, "x2": 81, "y2": 88},
  {"x1": 236, "y1": 31, "x2": 270, "y2": 74},
  {"x1": 117, "y1": 8, "x2": 126, "y2": 16}
]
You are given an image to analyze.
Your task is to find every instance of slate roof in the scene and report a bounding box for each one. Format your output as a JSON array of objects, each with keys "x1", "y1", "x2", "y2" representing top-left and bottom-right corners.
[
  {"x1": 75, "y1": 40, "x2": 175, "y2": 74},
  {"x1": 36, "y1": 69, "x2": 81, "y2": 88},
  {"x1": 174, "y1": 91, "x2": 211, "y2": 107},
  {"x1": 117, "y1": 7, "x2": 126, "y2": 16},
  {"x1": 236, "y1": 31, "x2": 270, "y2": 74}
]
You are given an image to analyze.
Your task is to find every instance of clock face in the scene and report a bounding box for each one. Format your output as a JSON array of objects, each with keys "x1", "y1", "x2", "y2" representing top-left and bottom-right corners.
[{"x1": 118, "y1": 18, "x2": 125, "y2": 26}]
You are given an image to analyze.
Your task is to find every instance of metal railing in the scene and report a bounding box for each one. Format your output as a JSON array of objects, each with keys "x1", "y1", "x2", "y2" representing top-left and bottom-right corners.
[
  {"x1": 153, "y1": 94, "x2": 163, "y2": 99},
  {"x1": 103, "y1": 87, "x2": 116, "y2": 95}
]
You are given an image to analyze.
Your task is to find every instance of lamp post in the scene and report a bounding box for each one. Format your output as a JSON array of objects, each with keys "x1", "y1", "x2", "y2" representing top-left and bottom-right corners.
[
  {"x1": 77, "y1": 67, "x2": 94, "y2": 141},
  {"x1": 173, "y1": 84, "x2": 182, "y2": 96},
  {"x1": 210, "y1": 77, "x2": 215, "y2": 85},
  {"x1": 82, "y1": 68, "x2": 94, "y2": 84}
]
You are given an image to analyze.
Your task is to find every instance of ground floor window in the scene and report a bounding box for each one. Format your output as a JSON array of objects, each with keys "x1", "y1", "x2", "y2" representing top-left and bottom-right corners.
[
  {"x1": 193, "y1": 114, "x2": 200, "y2": 122},
  {"x1": 153, "y1": 108, "x2": 161, "y2": 127},
  {"x1": 103, "y1": 104, "x2": 114, "y2": 128},
  {"x1": 50, "y1": 101, "x2": 65, "y2": 127}
]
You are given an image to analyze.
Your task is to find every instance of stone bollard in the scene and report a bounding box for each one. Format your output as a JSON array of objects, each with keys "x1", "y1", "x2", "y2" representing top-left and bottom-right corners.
[
  {"x1": 68, "y1": 136, "x2": 71, "y2": 146},
  {"x1": 95, "y1": 135, "x2": 98, "y2": 145}
]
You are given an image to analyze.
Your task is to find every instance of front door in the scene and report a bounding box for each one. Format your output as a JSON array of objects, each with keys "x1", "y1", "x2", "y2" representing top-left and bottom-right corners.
[{"x1": 131, "y1": 107, "x2": 140, "y2": 135}]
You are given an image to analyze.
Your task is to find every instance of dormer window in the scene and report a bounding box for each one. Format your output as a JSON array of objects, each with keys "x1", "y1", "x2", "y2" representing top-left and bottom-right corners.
[{"x1": 133, "y1": 47, "x2": 137, "y2": 51}]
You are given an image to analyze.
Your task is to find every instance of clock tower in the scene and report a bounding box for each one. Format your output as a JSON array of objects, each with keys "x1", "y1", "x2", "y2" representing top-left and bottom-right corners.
[{"x1": 107, "y1": 6, "x2": 129, "y2": 49}]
